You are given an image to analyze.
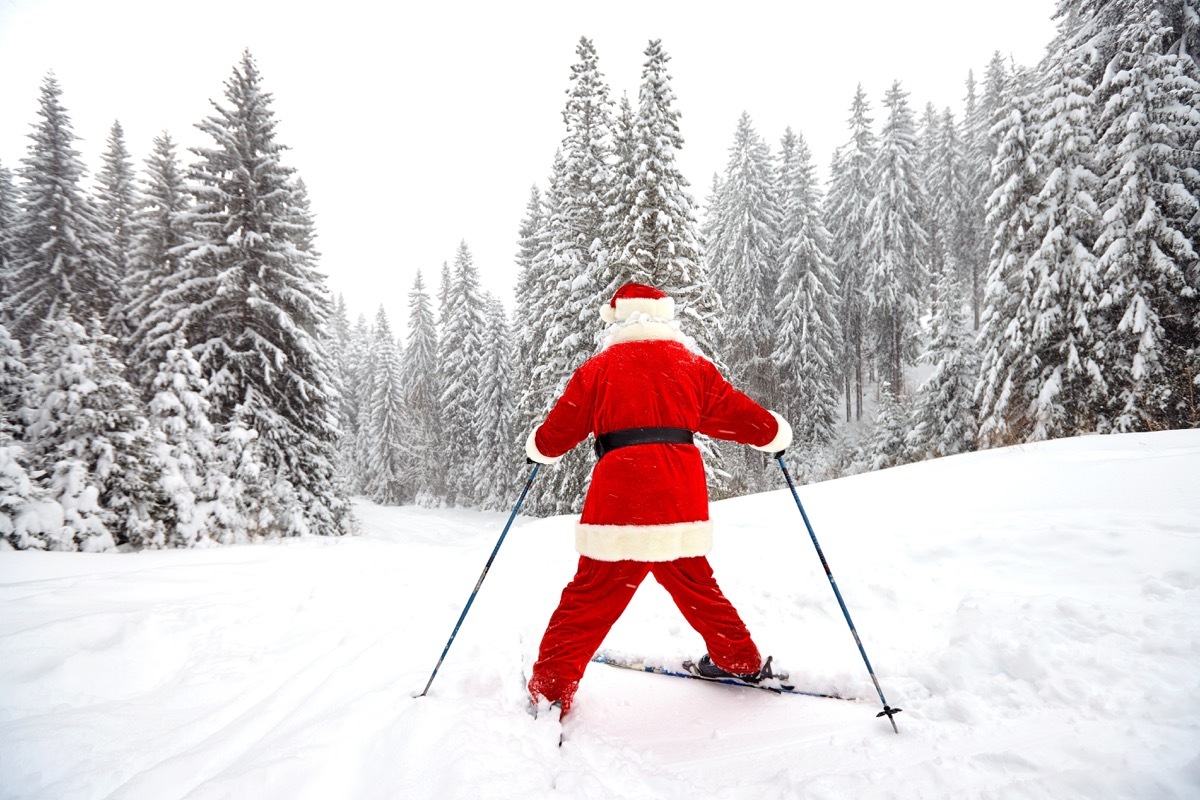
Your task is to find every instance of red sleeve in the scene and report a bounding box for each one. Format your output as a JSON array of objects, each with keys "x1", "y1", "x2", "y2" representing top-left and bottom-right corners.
[
  {"x1": 695, "y1": 359, "x2": 780, "y2": 448},
  {"x1": 532, "y1": 364, "x2": 596, "y2": 460}
]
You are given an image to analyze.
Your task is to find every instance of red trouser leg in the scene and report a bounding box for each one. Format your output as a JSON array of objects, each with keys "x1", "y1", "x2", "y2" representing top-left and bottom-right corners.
[
  {"x1": 650, "y1": 556, "x2": 762, "y2": 675},
  {"x1": 529, "y1": 557, "x2": 650, "y2": 711},
  {"x1": 529, "y1": 556, "x2": 762, "y2": 710}
]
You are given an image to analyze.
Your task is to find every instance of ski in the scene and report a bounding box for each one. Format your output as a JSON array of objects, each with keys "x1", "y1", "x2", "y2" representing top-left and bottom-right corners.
[{"x1": 591, "y1": 649, "x2": 849, "y2": 700}]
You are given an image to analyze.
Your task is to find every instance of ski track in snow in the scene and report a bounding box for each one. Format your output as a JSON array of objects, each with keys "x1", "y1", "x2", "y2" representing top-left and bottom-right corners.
[{"x1": 1, "y1": 431, "x2": 1199, "y2": 799}]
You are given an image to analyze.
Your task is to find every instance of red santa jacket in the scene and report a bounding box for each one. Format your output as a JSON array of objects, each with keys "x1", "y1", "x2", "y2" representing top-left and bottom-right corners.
[{"x1": 525, "y1": 319, "x2": 792, "y2": 562}]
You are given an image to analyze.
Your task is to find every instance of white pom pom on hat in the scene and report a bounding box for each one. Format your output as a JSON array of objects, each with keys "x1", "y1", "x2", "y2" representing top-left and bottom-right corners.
[{"x1": 600, "y1": 283, "x2": 676, "y2": 324}]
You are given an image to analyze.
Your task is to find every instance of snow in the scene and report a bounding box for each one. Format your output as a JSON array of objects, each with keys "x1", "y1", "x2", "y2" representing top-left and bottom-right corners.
[{"x1": 2, "y1": 430, "x2": 1198, "y2": 799}]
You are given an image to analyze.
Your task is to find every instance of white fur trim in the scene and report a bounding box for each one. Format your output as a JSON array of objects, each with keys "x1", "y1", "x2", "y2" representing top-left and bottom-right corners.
[
  {"x1": 575, "y1": 520, "x2": 713, "y2": 562},
  {"x1": 612, "y1": 295, "x2": 674, "y2": 322},
  {"x1": 600, "y1": 303, "x2": 617, "y2": 323},
  {"x1": 750, "y1": 411, "x2": 793, "y2": 454},
  {"x1": 525, "y1": 425, "x2": 562, "y2": 465},
  {"x1": 603, "y1": 319, "x2": 685, "y2": 347}
]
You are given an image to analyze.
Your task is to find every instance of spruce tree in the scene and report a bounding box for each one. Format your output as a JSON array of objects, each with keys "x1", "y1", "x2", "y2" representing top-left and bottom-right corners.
[
  {"x1": 402, "y1": 271, "x2": 441, "y2": 504},
  {"x1": 0, "y1": 322, "x2": 49, "y2": 551},
  {"x1": 976, "y1": 67, "x2": 1042, "y2": 446},
  {"x1": 863, "y1": 81, "x2": 928, "y2": 398},
  {"x1": 147, "y1": 339, "x2": 218, "y2": 547},
  {"x1": 24, "y1": 313, "x2": 164, "y2": 551},
  {"x1": 610, "y1": 40, "x2": 725, "y2": 363},
  {"x1": 825, "y1": 85, "x2": 876, "y2": 421},
  {"x1": 866, "y1": 382, "x2": 912, "y2": 471},
  {"x1": 773, "y1": 129, "x2": 843, "y2": 447},
  {"x1": 0, "y1": 161, "x2": 16, "y2": 302},
  {"x1": 1094, "y1": 5, "x2": 1200, "y2": 430},
  {"x1": 908, "y1": 268, "x2": 980, "y2": 460},
  {"x1": 124, "y1": 133, "x2": 195, "y2": 394},
  {"x1": 1023, "y1": 43, "x2": 1108, "y2": 439},
  {"x1": 3, "y1": 75, "x2": 115, "y2": 345},
  {"x1": 705, "y1": 112, "x2": 782, "y2": 406},
  {"x1": 162, "y1": 51, "x2": 346, "y2": 536},
  {"x1": 365, "y1": 307, "x2": 409, "y2": 506},
  {"x1": 437, "y1": 241, "x2": 488, "y2": 507},
  {"x1": 96, "y1": 121, "x2": 138, "y2": 340},
  {"x1": 476, "y1": 293, "x2": 516, "y2": 510}
]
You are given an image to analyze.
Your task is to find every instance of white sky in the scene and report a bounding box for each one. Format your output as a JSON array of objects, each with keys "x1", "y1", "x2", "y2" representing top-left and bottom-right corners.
[{"x1": 0, "y1": 0, "x2": 1059, "y2": 332}]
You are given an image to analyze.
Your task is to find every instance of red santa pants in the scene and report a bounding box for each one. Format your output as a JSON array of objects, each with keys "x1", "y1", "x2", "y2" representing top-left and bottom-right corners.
[{"x1": 527, "y1": 555, "x2": 762, "y2": 712}]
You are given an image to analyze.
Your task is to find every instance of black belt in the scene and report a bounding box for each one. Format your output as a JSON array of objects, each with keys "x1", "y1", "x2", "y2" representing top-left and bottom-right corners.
[{"x1": 594, "y1": 426, "x2": 694, "y2": 459}]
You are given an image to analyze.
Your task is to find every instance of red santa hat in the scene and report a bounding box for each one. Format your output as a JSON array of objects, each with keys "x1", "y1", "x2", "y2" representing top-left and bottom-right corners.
[{"x1": 599, "y1": 283, "x2": 676, "y2": 324}]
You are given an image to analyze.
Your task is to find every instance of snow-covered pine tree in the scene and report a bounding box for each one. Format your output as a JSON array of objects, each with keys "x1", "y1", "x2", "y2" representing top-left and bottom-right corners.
[
  {"x1": 0, "y1": 161, "x2": 15, "y2": 302},
  {"x1": 960, "y1": 71, "x2": 988, "y2": 329},
  {"x1": 908, "y1": 268, "x2": 980, "y2": 460},
  {"x1": 610, "y1": 40, "x2": 725, "y2": 364},
  {"x1": 510, "y1": 185, "x2": 544, "y2": 441},
  {"x1": 866, "y1": 382, "x2": 912, "y2": 471},
  {"x1": 2, "y1": 75, "x2": 116, "y2": 346},
  {"x1": 929, "y1": 108, "x2": 974, "y2": 300},
  {"x1": 863, "y1": 80, "x2": 929, "y2": 398},
  {"x1": 476, "y1": 293, "x2": 516, "y2": 510},
  {"x1": 1022, "y1": 41, "x2": 1109, "y2": 439},
  {"x1": 147, "y1": 338, "x2": 217, "y2": 547},
  {"x1": 345, "y1": 312, "x2": 374, "y2": 497},
  {"x1": 365, "y1": 307, "x2": 410, "y2": 506},
  {"x1": 1092, "y1": 4, "x2": 1200, "y2": 430},
  {"x1": 517, "y1": 39, "x2": 617, "y2": 514},
  {"x1": 918, "y1": 102, "x2": 945, "y2": 285},
  {"x1": 613, "y1": 40, "x2": 734, "y2": 496},
  {"x1": 95, "y1": 121, "x2": 138, "y2": 342},
  {"x1": 705, "y1": 112, "x2": 782, "y2": 409},
  {"x1": 437, "y1": 241, "x2": 488, "y2": 507},
  {"x1": 402, "y1": 271, "x2": 441, "y2": 504},
  {"x1": 209, "y1": 405, "x2": 273, "y2": 543},
  {"x1": 976, "y1": 66, "x2": 1043, "y2": 447},
  {"x1": 773, "y1": 128, "x2": 843, "y2": 448},
  {"x1": 124, "y1": 133, "x2": 195, "y2": 394},
  {"x1": 166, "y1": 51, "x2": 346, "y2": 536},
  {"x1": 24, "y1": 312, "x2": 167, "y2": 550},
  {"x1": 0, "y1": 321, "x2": 52, "y2": 551},
  {"x1": 825, "y1": 85, "x2": 876, "y2": 421}
]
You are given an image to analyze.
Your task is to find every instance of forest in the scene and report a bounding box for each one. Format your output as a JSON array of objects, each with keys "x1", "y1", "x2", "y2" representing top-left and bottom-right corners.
[{"x1": 1, "y1": 0, "x2": 1197, "y2": 550}]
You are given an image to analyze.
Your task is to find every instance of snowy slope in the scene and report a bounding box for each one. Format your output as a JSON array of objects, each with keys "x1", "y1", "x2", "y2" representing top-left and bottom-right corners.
[{"x1": 1, "y1": 431, "x2": 1198, "y2": 799}]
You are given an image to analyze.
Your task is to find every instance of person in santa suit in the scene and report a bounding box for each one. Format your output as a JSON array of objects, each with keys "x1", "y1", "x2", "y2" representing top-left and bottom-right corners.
[{"x1": 524, "y1": 282, "x2": 793, "y2": 715}]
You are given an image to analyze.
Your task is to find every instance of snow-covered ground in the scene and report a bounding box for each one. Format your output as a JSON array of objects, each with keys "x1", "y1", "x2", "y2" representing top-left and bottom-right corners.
[{"x1": 1, "y1": 430, "x2": 1198, "y2": 799}]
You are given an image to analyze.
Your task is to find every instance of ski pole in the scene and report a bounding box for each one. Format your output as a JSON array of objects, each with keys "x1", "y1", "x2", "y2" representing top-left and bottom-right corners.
[
  {"x1": 775, "y1": 455, "x2": 902, "y2": 733},
  {"x1": 418, "y1": 462, "x2": 541, "y2": 698}
]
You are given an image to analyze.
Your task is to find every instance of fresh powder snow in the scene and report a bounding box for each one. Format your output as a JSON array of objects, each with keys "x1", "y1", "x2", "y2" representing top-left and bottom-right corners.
[{"x1": 1, "y1": 430, "x2": 1197, "y2": 798}]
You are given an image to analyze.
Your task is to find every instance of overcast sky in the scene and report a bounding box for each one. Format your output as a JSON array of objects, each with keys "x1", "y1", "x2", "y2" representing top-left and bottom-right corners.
[{"x1": 0, "y1": 0, "x2": 1059, "y2": 332}]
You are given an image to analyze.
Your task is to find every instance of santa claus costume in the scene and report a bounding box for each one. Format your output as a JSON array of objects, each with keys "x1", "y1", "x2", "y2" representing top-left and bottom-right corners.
[{"x1": 525, "y1": 283, "x2": 792, "y2": 714}]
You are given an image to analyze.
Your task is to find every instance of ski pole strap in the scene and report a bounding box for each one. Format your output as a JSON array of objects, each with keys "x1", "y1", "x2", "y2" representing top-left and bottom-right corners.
[{"x1": 594, "y1": 426, "x2": 694, "y2": 459}]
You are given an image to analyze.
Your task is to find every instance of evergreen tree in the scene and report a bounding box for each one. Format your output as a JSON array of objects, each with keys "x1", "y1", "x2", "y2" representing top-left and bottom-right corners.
[
  {"x1": 365, "y1": 307, "x2": 409, "y2": 506},
  {"x1": 24, "y1": 313, "x2": 165, "y2": 551},
  {"x1": 908, "y1": 269, "x2": 980, "y2": 459},
  {"x1": 825, "y1": 85, "x2": 876, "y2": 421},
  {"x1": 866, "y1": 382, "x2": 912, "y2": 471},
  {"x1": 147, "y1": 339, "x2": 218, "y2": 547},
  {"x1": 1023, "y1": 43, "x2": 1109, "y2": 439},
  {"x1": 960, "y1": 70, "x2": 989, "y2": 329},
  {"x1": 3, "y1": 75, "x2": 115, "y2": 345},
  {"x1": 0, "y1": 322, "x2": 50, "y2": 551},
  {"x1": 929, "y1": 108, "x2": 973, "y2": 299},
  {"x1": 705, "y1": 112, "x2": 781, "y2": 407},
  {"x1": 863, "y1": 81, "x2": 928, "y2": 398},
  {"x1": 402, "y1": 271, "x2": 441, "y2": 504},
  {"x1": 160, "y1": 51, "x2": 346, "y2": 536},
  {"x1": 476, "y1": 293, "x2": 516, "y2": 510},
  {"x1": 610, "y1": 40, "x2": 725, "y2": 363},
  {"x1": 976, "y1": 67, "x2": 1042, "y2": 446},
  {"x1": 343, "y1": 313, "x2": 374, "y2": 496},
  {"x1": 1094, "y1": 4, "x2": 1200, "y2": 430},
  {"x1": 437, "y1": 241, "x2": 488, "y2": 506},
  {"x1": 773, "y1": 128, "x2": 843, "y2": 447},
  {"x1": 124, "y1": 133, "x2": 195, "y2": 394},
  {"x1": 0, "y1": 161, "x2": 16, "y2": 302},
  {"x1": 95, "y1": 121, "x2": 138, "y2": 340},
  {"x1": 209, "y1": 406, "x2": 273, "y2": 543}
]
